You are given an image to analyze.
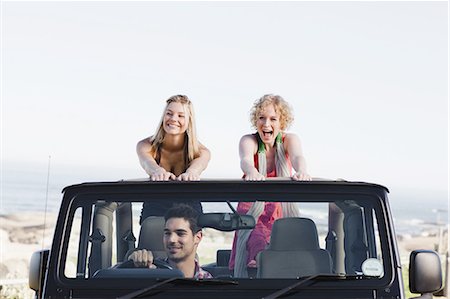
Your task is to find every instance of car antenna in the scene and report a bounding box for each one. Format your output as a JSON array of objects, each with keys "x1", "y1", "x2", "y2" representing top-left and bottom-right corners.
[
  {"x1": 41, "y1": 155, "x2": 52, "y2": 264},
  {"x1": 42, "y1": 155, "x2": 51, "y2": 248}
]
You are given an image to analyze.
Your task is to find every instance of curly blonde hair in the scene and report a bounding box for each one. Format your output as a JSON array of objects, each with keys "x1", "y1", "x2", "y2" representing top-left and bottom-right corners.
[{"x1": 250, "y1": 94, "x2": 294, "y2": 130}]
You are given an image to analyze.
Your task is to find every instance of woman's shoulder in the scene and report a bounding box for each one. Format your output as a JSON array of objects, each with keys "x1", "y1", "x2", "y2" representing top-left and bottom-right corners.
[
  {"x1": 282, "y1": 132, "x2": 301, "y2": 141},
  {"x1": 240, "y1": 133, "x2": 258, "y2": 142},
  {"x1": 239, "y1": 134, "x2": 258, "y2": 155},
  {"x1": 239, "y1": 134, "x2": 259, "y2": 148},
  {"x1": 137, "y1": 136, "x2": 154, "y2": 148},
  {"x1": 282, "y1": 132, "x2": 302, "y2": 149}
]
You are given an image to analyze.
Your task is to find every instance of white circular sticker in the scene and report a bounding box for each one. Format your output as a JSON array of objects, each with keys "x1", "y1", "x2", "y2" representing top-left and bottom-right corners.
[{"x1": 361, "y1": 258, "x2": 383, "y2": 276}]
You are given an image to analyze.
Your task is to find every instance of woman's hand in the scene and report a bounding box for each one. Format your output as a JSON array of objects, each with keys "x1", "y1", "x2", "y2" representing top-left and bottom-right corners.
[
  {"x1": 177, "y1": 170, "x2": 200, "y2": 181},
  {"x1": 150, "y1": 167, "x2": 176, "y2": 181},
  {"x1": 291, "y1": 172, "x2": 311, "y2": 181},
  {"x1": 247, "y1": 259, "x2": 257, "y2": 268},
  {"x1": 244, "y1": 170, "x2": 266, "y2": 181}
]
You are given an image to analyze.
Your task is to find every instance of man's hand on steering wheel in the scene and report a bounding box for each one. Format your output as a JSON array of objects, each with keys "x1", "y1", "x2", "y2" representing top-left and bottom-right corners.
[
  {"x1": 127, "y1": 249, "x2": 173, "y2": 269},
  {"x1": 128, "y1": 249, "x2": 156, "y2": 268}
]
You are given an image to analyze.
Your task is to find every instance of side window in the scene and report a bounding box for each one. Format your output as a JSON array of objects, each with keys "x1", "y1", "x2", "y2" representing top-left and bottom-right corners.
[
  {"x1": 132, "y1": 202, "x2": 143, "y2": 247},
  {"x1": 342, "y1": 203, "x2": 384, "y2": 278},
  {"x1": 373, "y1": 210, "x2": 382, "y2": 259},
  {"x1": 88, "y1": 201, "x2": 141, "y2": 275},
  {"x1": 64, "y1": 201, "x2": 144, "y2": 279},
  {"x1": 361, "y1": 206, "x2": 384, "y2": 277},
  {"x1": 372, "y1": 209, "x2": 384, "y2": 274},
  {"x1": 65, "y1": 207, "x2": 83, "y2": 278},
  {"x1": 88, "y1": 202, "x2": 117, "y2": 275}
]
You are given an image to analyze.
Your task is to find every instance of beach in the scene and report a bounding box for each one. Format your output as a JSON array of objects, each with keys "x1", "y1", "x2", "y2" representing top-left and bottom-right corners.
[
  {"x1": 0, "y1": 213, "x2": 57, "y2": 298},
  {"x1": 0, "y1": 212, "x2": 447, "y2": 299}
]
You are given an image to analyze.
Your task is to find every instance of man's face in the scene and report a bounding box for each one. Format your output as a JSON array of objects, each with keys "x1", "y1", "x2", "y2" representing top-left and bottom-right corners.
[{"x1": 163, "y1": 217, "x2": 201, "y2": 263}]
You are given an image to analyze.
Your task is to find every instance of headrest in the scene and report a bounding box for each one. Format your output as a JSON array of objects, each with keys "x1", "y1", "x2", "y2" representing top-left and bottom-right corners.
[
  {"x1": 268, "y1": 217, "x2": 320, "y2": 251},
  {"x1": 138, "y1": 216, "x2": 165, "y2": 251}
]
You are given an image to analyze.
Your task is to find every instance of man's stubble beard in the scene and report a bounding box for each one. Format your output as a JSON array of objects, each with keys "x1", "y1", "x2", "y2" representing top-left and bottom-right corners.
[{"x1": 168, "y1": 250, "x2": 195, "y2": 263}]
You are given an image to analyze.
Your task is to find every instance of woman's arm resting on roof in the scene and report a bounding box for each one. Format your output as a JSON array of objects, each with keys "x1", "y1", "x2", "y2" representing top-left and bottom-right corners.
[
  {"x1": 284, "y1": 133, "x2": 311, "y2": 181},
  {"x1": 239, "y1": 134, "x2": 265, "y2": 181},
  {"x1": 178, "y1": 142, "x2": 211, "y2": 181},
  {"x1": 136, "y1": 137, "x2": 176, "y2": 181}
]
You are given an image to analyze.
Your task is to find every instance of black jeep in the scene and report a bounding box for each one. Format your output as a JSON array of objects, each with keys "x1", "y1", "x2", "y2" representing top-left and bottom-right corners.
[{"x1": 29, "y1": 180, "x2": 443, "y2": 298}]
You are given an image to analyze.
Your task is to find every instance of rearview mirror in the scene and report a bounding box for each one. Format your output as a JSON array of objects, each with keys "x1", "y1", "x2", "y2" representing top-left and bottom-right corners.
[{"x1": 198, "y1": 213, "x2": 255, "y2": 231}]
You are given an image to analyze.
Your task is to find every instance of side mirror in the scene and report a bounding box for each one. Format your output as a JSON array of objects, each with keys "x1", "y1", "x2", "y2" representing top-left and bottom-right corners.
[
  {"x1": 198, "y1": 213, "x2": 255, "y2": 231},
  {"x1": 29, "y1": 249, "x2": 49, "y2": 292},
  {"x1": 409, "y1": 250, "x2": 442, "y2": 296}
]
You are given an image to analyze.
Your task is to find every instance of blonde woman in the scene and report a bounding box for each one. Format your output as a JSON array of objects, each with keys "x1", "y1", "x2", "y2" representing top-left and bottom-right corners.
[
  {"x1": 229, "y1": 94, "x2": 311, "y2": 277},
  {"x1": 240, "y1": 94, "x2": 310, "y2": 181},
  {"x1": 137, "y1": 95, "x2": 210, "y2": 220}
]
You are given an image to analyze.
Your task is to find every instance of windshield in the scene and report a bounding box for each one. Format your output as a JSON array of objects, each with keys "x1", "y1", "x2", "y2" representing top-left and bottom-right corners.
[{"x1": 61, "y1": 190, "x2": 387, "y2": 283}]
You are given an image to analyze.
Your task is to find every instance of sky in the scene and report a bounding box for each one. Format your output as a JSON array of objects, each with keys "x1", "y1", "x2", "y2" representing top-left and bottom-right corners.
[{"x1": 1, "y1": 1, "x2": 448, "y2": 198}]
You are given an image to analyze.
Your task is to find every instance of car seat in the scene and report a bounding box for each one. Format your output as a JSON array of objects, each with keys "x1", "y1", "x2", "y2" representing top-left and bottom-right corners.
[
  {"x1": 257, "y1": 217, "x2": 333, "y2": 278},
  {"x1": 137, "y1": 216, "x2": 167, "y2": 259}
]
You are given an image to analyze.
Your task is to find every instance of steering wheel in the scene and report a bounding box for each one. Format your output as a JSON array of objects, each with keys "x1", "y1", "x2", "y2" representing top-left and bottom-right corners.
[
  {"x1": 117, "y1": 258, "x2": 172, "y2": 270},
  {"x1": 152, "y1": 259, "x2": 173, "y2": 270}
]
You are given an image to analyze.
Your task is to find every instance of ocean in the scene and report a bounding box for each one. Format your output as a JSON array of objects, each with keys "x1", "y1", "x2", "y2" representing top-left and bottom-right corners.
[{"x1": 1, "y1": 162, "x2": 448, "y2": 237}]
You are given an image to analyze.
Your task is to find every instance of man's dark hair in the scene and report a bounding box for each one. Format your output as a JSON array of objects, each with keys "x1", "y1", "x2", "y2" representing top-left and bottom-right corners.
[{"x1": 164, "y1": 204, "x2": 201, "y2": 233}]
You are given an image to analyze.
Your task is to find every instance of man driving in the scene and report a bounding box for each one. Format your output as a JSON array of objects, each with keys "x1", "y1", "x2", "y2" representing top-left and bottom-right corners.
[{"x1": 128, "y1": 204, "x2": 212, "y2": 279}]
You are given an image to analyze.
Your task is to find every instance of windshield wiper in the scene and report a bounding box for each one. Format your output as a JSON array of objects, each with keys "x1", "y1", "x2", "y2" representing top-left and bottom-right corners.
[
  {"x1": 118, "y1": 277, "x2": 238, "y2": 299},
  {"x1": 262, "y1": 274, "x2": 345, "y2": 299}
]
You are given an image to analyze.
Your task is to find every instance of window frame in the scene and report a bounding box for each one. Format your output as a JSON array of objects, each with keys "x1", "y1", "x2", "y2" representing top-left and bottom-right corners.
[{"x1": 54, "y1": 187, "x2": 395, "y2": 292}]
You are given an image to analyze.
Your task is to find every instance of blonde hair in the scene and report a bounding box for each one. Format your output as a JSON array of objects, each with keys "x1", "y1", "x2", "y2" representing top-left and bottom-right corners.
[
  {"x1": 150, "y1": 95, "x2": 200, "y2": 168},
  {"x1": 250, "y1": 94, "x2": 294, "y2": 130}
]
